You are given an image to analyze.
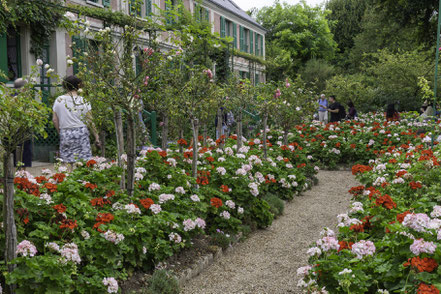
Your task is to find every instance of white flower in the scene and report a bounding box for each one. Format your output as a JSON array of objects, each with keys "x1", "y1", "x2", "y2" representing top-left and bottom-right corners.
[
  {"x1": 220, "y1": 211, "x2": 231, "y2": 220},
  {"x1": 297, "y1": 265, "x2": 312, "y2": 277},
  {"x1": 102, "y1": 277, "x2": 119, "y2": 293},
  {"x1": 190, "y1": 194, "x2": 200, "y2": 202},
  {"x1": 306, "y1": 247, "x2": 322, "y2": 257},
  {"x1": 16, "y1": 240, "x2": 37, "y2": 257},
  {"x1": 67, "y1": 59, "x2": 74, "y2": 66},
  {"x1": 169, "y1": 232, "x2": 182, "y2": 243},
  {"x1": 124, "y1": 203, "x2": 141, "y2": 214},
  {"x1": 81, "y1": 230, "x2": 90, "y2": 240},
  {"x1": 148, "y1": 183, "x2": 161, "y2": 191},
  {"x1": 195, "y1": 217, "x2": 206, "y2": 229},
  {"x1": 216, "y1": 167, "x2": 227, "y2": 175},
  {"x1": 40, "y1": 193, "x2": 53, "y2": 204},
  {"x1": 36, "y1": 59, "x2": 43, "y2": 66},
  {"x1": 60, "y1": 243, "x2": 81, "y2": 264},
  {"x1": 150, "y1": 204, "x2": 162, "y2": 214},
  {"x1": 159, "y1": 194, "x2": 174, "y2": 204},
  {"x1": 338, "y1": 268, "x2": 352, "y2": 275},
  {"x1": 225, "y1": 200, "x2": 236, "y2": 209},
  {"x1": 64, "y1": 11, "x2": 77, "y2": 21},
  {"x1": 183, "y1": 219, "x2": 196, "y2": 231},
  {"x1": 45, "y1": 242, "x2": 60, "y2": 252},
  {"x1": 237, "y1": 207, "x2": 244, "y2": 214},
  {"x1": 175, "y1": 186, "x2": 186, "y2": 194},
  {"x1": 103, "y1": 230, "x2": 124, "y2": 244}
]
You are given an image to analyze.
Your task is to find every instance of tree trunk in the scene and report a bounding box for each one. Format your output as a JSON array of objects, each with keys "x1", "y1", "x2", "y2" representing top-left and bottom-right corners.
[
  {"x1": 113, "y1": 109, "x2": 125, "y2": 190},
  {"x1": 3, "y1": 153, "x2": 17, "y2": 293},
  {"x1": 179, "y1": 128, "x2": 184, "y2": 154},
  {"x1": 100, "y1": 130, "x2": 106, "y2": 157},
  {"x1": 283, "y1": 127, "x2": 289, "y2": 146},
  {"x1": 262, "y1": 113, "x2": 268, "y2": 160},
  {"x1": 237, "y1": 110, "x2": 243, "y2": 151},
  {"x1": 216, "y1": 108, "x2": 223, "y2": 148},
  {"x1": 202, "y1": 124, "x2": 207, "y2": 147},
  {"x1": 161, "y1": 113, "x2": 169, "y2": 151},
  {"x1": 192, "y1": 118, "x2": 199, "y2": 179},
  {"x1": 126, "y1": 114, "x2": 137, "y2": 197}
]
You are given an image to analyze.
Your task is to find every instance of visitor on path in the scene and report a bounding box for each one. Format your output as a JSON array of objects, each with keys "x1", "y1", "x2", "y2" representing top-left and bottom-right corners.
[
  {"x1": 52, "y1": 75, "x2": 100, "y2": 164},
  {"x1": 215, "y1": 106, "x2": 235, "y2": 139},
  {"x1": 346, "y1": 101, "x2": 357, "y2": 120},
  {"x1": 327, "y1": 95, "x2": 344, "y2": 123},
  {"x1": 13, "y1": 78, "x2": 33, "y2": 169},
  {"x1": 318, "y1": 94, "x2": 328, "y2": 123},
  {"x1": 419, "y1": 101, "x2": 434, "y2": 121},
  {"x1": 385, "y1": 103, "x2": 400, "y2": 121}
]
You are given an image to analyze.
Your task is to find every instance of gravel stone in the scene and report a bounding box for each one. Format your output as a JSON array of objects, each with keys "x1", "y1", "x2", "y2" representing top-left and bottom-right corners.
[{"x1": 181, "y1": 170, "x2": 357, "y2": 294}]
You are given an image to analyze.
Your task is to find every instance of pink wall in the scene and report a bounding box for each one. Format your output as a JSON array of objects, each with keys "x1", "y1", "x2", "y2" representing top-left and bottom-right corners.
[{"x1": 213, "y1": 12, "x2": 220, "y2": 34}]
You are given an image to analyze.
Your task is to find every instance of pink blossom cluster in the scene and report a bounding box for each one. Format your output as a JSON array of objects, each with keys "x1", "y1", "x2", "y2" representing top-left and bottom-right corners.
[
  {"x1": 216, "y1": 167, "x2": 226, "y2": 175},
  {"x1": 402, "y1": 213, "x2": 430, "y2": 232},
  {"x1": 431, "y1": 205, "x2": 441, "y2": 218},
  {"x1": 225, "y1": 200, "x2": 236, "y2": 209},
  {"x1": 60, "y1": 243, "x2": 81, "y2": 264},
  {"x1": 124, "y1": 204, "x2": 141, "y2": 214},
  {"x1": 16, "y1": 240, "x2": 37, "y2": 257},
  {"x1": 316, "y1": 236, "x2": 339, "y2": 252},
  {"x1": 46, "y1": 242, "x2": 60, "y2": 252},
  {"x1": 159, "y1": 194, "x2": 174, "y2": 204},
  {"x1": 169, "y1": 232, "x2": 182, "y2": 243},
  {"x1": 175, "y1": 186, "x2": 186, "y2": 194},
  {"x1": 183, "y1": 219, "x2": 196, "y2": 231},
  {"x1": 351, "y1": 240, "x2": 376, "y2": 259},
  {"x1": 150, "y1": 204, "x2": 162, "y2": 214},
  {"x1": 148, "y1": 183, "x2": 161, "y2": 192},
  {"x1": 248, "y1": 182, "x2": 259, "y2": 196},
  {"x1": 220, "y1": 211, "x2": 231, "y2": 220},
  {"x1": 410, "y1": 238, "x2": 437, "y2": 255},
  {"x1": 195, "y1": 217, "x2": 206, "y2": 229},
  {"x1": 102, "y1": 277, "x2": 119, "y2": 293},
  {"x1": 190, "y1": 194, "x2": 200, "y2": 202},
  {"x1": 103, "y1": 230, "x2": 125, "y2": 244}
]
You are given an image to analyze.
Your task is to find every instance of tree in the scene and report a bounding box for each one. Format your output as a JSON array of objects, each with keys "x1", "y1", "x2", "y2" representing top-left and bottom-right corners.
[
  {"x1": 256, "y1": 0, "x2": 337, "y2": 80},
  {"x1": 0, "y1": 66, "x2": 50, "y2": 292}
]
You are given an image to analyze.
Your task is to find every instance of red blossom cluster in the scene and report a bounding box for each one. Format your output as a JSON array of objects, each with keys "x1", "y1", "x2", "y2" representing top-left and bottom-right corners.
[
  {"x1": 59, "y1": 219, "x2": 78, "y2": 230},
  {"x1": 403, "y1": 257, "x2": 438, "y2": 273},
  {"x1": 53, "y1": 203, "x2": 67, "y2": 214},
  {"x1": 350, "y1": 216, "x2": 373, "y2": 233},
  {"x1": 375, "y1": 194, "x2": 397, "y2": 210},
  {"x1": 14, "y1": 177, "x2": 40, "y2": 196},
  {"x1": 35, "y1": 176, "x2": 48, "y2": 183},
  {"x1": 177, "y1": 138, "x2": 188, "y2": 146},
  {"x1": 409, "y1": 181, "x2": 422, "y2": 190},
  {"x1": 220, "y1": 185, "x2": 229, "y2": 193},
  {"x1": 93, "y1": 212, "x2": 114, "y2": 232},
  {"x1": 417, "y1": 283, "x2": 440, "y2": 294},
  {"x1": 139, "y1": 198, "x2": 154, "y2": 209},
  {"x1": 337, "y1": 241, "x2": 354, "y2": 252},
  {"x1": 44, "y1": 182, "x2": 58, "y2": 193},
  {"x1": 348, "y1": 185, "x2": 365, "y2": 197},
  {"x1": 52, "y1": 173, "x2": 66, "y2": 183},
  {"x1": 396, "y1": 210, "x2": 412, "y2": 223},
  {"x1": 84, "y1": 182, "x2": 98, "y2": 190},
  {"x1": 91, "y1": 197, "x2": 111, "y2": 207},
  {"x1": 86, "y1": 159, "x2": 97, "y2": 167},
  {"x1": 210, "y1": 197, "x2": 223, "y2": 208},
  {"x1": 197, "y1": 170, "x2": 210, "y2": 185},
  {"x1": 351, "y1": 164, "x2": 372, "y2": 175}
]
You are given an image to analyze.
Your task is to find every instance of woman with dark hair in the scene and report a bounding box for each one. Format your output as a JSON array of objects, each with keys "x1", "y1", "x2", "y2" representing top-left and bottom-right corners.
[
  {"x1": 385, "y1": 103, "x2": 400, "y2": 121},
  {"x1": 52, "y1": 75, "x2": 100, "y2": 164},
  {"x1": 347, "y1": 101, "x2": 357, "y2": 119}
]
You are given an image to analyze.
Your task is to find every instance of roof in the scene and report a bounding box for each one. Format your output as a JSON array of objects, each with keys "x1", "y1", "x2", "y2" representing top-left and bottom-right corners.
[{"x1": 206, "y1": 0, "x2": 267, "y2": 32}]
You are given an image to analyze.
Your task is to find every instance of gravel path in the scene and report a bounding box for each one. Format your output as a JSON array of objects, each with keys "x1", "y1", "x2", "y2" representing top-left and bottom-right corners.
[{"x1": 180, "y1": 170, "x2": 358, "y2": 294}]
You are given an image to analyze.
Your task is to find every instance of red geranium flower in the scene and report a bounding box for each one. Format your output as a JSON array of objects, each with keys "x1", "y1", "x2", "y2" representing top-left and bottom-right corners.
[
  {"x1": 52, "y1": 173, "x2": 66, "y2": 183},
  {"x1": 210, "y1": 197, "x2": 223, "y2": 208},
  {"x1": 220, "y1": 185, "x2": 229, "y2": 193},
  {"x1": 59, "y1": 219, "x2": 78, "y2": 230},
  {"x1": 84, "y1": 182, "x2": 98, "y2": 190},
  {"x1": 404, "y1": 257, "x2": 438, "y2": 273},
  {"x1": 417, "y1": 283, "x2": 440, "y2": 294},
  {"x1": 140, "y1": 198, "x2": 154, "y2": 209},
  {"x1": 44, "y1": 182, "x2": 58, "y2": 193},
  {"x1": 375, "y1": 194, "x2": 397, "y2": 210},
  {"x1": 53, "y1": 203, "x2": 67, "y2": 214},
  {"x1": 86, "y1": 159, "x2": 97, "y2": 167}
]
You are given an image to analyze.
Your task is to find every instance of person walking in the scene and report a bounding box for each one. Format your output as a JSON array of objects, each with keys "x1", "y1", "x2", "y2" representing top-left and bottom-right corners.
[
  {"x1": 52, "y1": 75, "x2": 100, "y2": 165},
  {"x1": 318, "y1": 94, "x2": 328, "y2": 123},
  {"x1": 327, "y1": 95, "x2": 344, "y2": 123},
  {"x1": 347, "y1": 101, "x2": 357, "y2": 120},
  {"x1": 385, "y1": 103, "x2": 400, "y2": 121}
]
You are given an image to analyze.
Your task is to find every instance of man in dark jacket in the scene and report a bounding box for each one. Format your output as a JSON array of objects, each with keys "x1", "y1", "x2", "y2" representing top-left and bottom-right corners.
[{"x1": 327, "y1": 95, "x2": 343, "y2": 123}]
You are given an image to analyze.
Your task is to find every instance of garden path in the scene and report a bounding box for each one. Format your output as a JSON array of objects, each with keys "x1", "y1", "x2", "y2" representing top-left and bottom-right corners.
[{"x1": 180, "y1": 170, "x2": 357, "y2": 294}]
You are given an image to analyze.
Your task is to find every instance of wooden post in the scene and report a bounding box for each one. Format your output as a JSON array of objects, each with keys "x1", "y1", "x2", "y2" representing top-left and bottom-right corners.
[
  {"x1": 237, "y1": 109, "x2": 243, "y2": 150},
  {"x1": 113, "y1": 109, "x2": 125, "y2": 190},
  {"x1": 262, "y1": 113, "x2": 268, "y2": 160},
  {"x1": 192, "y1": 118, "x2": 199, "y2": 179},
  {"x1": 161, "y1": 112, "x2": 169, "y2": 150}
]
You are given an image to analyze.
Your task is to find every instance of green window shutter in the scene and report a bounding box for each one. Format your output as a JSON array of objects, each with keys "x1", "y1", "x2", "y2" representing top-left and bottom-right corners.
[
  {"x1": 102, "y1": 0, "x2": 111, "y2": 7},
  {"x1": 255, "y1": 32, "x2": 259, "y2": 56},
  {"x1": 239, "y1": 26, "x2": 244, "y2": 51},
  {"x1": 255, "y1": 73, "x2": 259, "y2": 85},
  {"x1": 146, "y1": 0, "x2": 152, "y2": 16},
  {"x1": 72, "y1": 36, "x2": 87, "y2": 75},
  {"x1": 0, "y1": 34, "x2": 7, "y2": 82},
  {"x1": 220, "y1": 16, "x2": 226, "y2": 38},
  {"x1": 204, "y1": 8, "x2": 209, "y2": 22},
  {"x1": 249, "y1": 31, "x2": 253, "y2": 54},
  {"x1": 232, "y1": 23, "x2": 237, "y2": 48},
  {"x1": 260, "y1": 34, "x2": 263, "y2": 56},
  {"x1": 194, "y1": 3, "x2": 200, "y2": 21}
]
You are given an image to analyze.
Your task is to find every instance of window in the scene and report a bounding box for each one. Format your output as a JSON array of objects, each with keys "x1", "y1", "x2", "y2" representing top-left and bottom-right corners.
[
  {"x1": 194, "y1": 4, "x2": 209, "y2": 22},
  {"x1": 239, "y1": 26, "x2": 244, "y2": 51},
  {"x1": 130, "y1": 0, "x2": 142, "y2": 17},
  {"x1": 244, "y1": 28, "x2": 249, "y2": 53},
  {"x1": 220, "y1": 16, "x2": 226, "y2": 38},
  {"x1": 88, "y1": 0, "x2": 111, "y2": 7},
  {"x1": 4, "y1": 27, "x2": 21, "y2": 82},
  {"x1": 249, "y1": 30, "x2": 253, "y2": 54},
  {"x1": 255, "y1": 32, "x2": 259, "y2": 56},
  {"x1": 255, "y1": 73, "x2": 259, "y2": 85},
  {"x1": 146, "y1": 0, "x2": 152, "y2": 16},
  {"x1": 165, "y1": 0, "x2": 178, "y2": 25}
]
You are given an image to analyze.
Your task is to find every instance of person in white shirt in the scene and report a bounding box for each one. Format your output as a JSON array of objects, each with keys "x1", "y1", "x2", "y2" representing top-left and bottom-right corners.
[{"x1": 52, "y1": 75, "x2": 100, "y2": 163}]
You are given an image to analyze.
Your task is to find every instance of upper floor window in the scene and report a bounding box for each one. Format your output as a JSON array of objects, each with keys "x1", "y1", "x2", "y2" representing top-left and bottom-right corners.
[
  {"x1": 129, "y1": 0, "x2": 152, "y2": 17},
  {"x1": 87, "y1": 0, "x2": 111, "y2": 8},
  {"x1": 194, "y1": 3, "x2": 209, "y2": 22}
]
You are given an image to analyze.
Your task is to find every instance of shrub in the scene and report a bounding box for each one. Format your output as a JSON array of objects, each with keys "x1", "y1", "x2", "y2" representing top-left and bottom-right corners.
[
  {"x1": 263, "y1": 193, "x2": 285, "y2": 217},
  {"x1": 144, "y1": 270, "x2": 179, "y2": 294}
]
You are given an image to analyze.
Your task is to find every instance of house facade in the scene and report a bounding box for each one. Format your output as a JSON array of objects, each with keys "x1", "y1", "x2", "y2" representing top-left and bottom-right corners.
[{"x1": 0, "y1": 0, "x2": 266, "y2": 87}]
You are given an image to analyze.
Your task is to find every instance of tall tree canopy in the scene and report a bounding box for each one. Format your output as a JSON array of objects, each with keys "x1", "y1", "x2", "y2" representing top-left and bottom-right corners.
[{"x1": 256, "y1": 0, "x2": 337, "y2": 81}]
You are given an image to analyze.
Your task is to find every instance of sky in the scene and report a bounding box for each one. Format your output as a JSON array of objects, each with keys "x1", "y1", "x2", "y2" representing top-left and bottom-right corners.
[{"x1": 233, "y1": 0, "x2": 325, "y2": 11}]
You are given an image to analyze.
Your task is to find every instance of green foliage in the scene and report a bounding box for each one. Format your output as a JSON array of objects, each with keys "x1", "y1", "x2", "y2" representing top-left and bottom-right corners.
[
  {"x1": 210, "y1": 231, "x2": 233, "y2": 249},
  {"x1": 299, "y1": 59, "x2": 335, "y2": 92},
  {"x1": 256, "y1": 0, "x2": 337, "y2": 80},
  {"x1": 263, "y1": 193, "x2": 284, "y2": 217},
  {"x1": 1, "y1": 0, "x2": 64, "y2": 57},
  {"x1": 144, "y1": 270, "x2": 180, "y2": 294}
]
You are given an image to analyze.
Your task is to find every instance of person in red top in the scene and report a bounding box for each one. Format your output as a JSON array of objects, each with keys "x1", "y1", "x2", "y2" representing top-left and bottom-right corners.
[{"x1": 385, "y1": 103, "x2": 400, "y2": 121}]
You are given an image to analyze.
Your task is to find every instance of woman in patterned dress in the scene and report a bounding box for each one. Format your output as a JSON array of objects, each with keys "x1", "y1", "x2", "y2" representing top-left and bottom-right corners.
[{"x1": 52, "y1": 75, "x2": 100, "y2": 164}]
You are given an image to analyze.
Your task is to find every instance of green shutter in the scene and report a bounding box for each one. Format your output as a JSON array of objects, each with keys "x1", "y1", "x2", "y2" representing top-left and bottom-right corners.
[
  {"x1": 72, "y1": 36, "x2": 87, "y2": 75},
  {"x1": 255, "y1": 32, "x2": 259, "y2": 55},
  {"x1": 194, "y1": 3, "x2": 200, "y2": 21},
  {"x1": 239, "y1": 26, "x2": 244, "y2": 51},
  {"x1": 249, "y1": 31, "x2": 253, "y2": 54},
  {"x1": 102, "y1": 0, "x2": 111, "y2": 7},
  {"x1": 260, "y1": 34, "x2": 263, "y2": 56},
  {"x1": 220, "y1": 16, "x2": 226, "y2": 38},
  {"x1": 146, "y1": 0, "x2": 152, "y2": 16},
  {"x1": 0, "y1": 34, "x2": 7, "y2": 82},
  {"x1": 255, "y1": 73, "x2": 259, "y2": 85},
  {"x1": 232, "y1": 23, "x2": 237, "y2": 48},
  {"x1": 204, "y1": 8, "x2": 209, "y2": 21}
]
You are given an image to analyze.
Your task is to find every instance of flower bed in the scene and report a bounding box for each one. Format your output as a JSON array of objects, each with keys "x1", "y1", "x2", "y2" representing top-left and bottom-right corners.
[
  {"x1": 296, "y1": 114, "x2": 441, "y2": 293},
  {"x1": 0, "y1": 136, "x2": 317, "y2": 293}
]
